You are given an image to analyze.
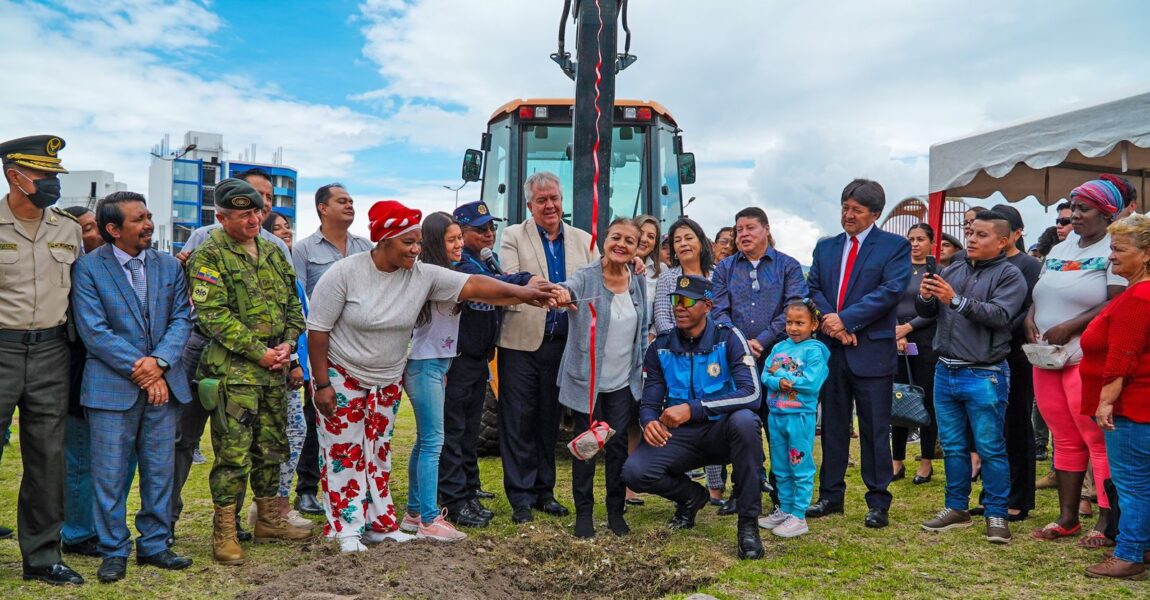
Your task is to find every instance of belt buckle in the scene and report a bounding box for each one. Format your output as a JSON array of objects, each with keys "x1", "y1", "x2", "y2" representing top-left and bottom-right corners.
[{"x1": 22, "y1": 331, "x2": 35, "y2": 344}]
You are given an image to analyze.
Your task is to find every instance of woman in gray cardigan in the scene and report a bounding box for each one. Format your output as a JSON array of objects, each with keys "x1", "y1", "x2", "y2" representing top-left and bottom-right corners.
[{"x1": 555, "y1": 218, "x2": 648, "y2": 539}]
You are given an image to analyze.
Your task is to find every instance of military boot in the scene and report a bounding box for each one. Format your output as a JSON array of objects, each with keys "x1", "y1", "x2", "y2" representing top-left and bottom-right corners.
[
  {"x1": 254, "y1": 497, "x2": 314, "y2": 542},
  {"x1": 212, "y1": 504, "x2": 246, "y2": 565}
]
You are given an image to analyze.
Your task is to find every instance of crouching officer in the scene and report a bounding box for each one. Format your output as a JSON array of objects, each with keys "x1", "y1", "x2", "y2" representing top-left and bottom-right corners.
[
  {"x1": 622, "y1": 276, "x2": 765, "y2": 559},
  {"x1": 185, "y1": 178, "x2": 310, "y2": 566},
  {"x1": 0, "y1": 135, "x2": 86, "y2": 585}
]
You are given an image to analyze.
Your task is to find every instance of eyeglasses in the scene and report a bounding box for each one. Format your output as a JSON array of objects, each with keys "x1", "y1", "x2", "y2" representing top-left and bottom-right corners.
[
  {"x1": 749, "y1": 267, "x2": 760, "y2": 292},
  {"x1": 1055, "y1": 217, "x2": 1072, "y2": 226},
  {"x1": 465, "y1": 224, "x2": 498, "y2": 233},
  {"x1": 669, "y1": 294, "x2": 701, "y2": 308},
  {"x1": 963, "y1": 219, "x2": 975, "y2": 227}
]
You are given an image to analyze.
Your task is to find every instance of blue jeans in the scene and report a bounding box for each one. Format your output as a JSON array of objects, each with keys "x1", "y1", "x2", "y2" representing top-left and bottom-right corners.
[
  {"x1": 403, "y1": 357, "x2": 452, "y2": 523},
  {"x1": 933, "y1": 362, "x2": 1010, "y2": 518},
  {"x1": 63, "y1": 415, "x2": 138, "y2": 544},
  {"x1": 1105, "y1": 417, "x2": 1150, "y2": 564}
]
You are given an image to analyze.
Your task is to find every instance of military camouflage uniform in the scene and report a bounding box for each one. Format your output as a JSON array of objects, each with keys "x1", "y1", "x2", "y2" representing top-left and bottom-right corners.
[{"x1": 186, "y1": 228, "x2": 304, "y2": 506}]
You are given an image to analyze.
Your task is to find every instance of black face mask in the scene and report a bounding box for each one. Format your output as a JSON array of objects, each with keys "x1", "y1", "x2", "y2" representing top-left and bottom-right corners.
[{"x1": 16, "y1": 171, "x2": 61, "y2": 209}]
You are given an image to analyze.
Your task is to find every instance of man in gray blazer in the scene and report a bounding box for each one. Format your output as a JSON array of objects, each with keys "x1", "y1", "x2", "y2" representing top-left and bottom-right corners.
[{"x1": 498, "y1": 171, "x2": 598, "y2": 523}]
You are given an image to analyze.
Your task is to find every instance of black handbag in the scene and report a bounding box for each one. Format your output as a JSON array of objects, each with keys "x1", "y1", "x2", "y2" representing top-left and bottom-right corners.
[{"x1": 891, "y1": 354, "x2": 930, "y2": 428}]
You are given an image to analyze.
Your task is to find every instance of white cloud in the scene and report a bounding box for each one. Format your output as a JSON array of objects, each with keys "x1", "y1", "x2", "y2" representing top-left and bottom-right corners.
[
  {"x1": 0, "y1": 0, "x2": 389, "y2": 204},
  {"x1": 352, "y1": 0, "x2": 1150, "y2": 260}
]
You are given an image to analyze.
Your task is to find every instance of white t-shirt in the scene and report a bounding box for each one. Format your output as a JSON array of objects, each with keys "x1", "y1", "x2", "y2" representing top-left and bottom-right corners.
[
  {"x1": 1032, "y1": 233, "x2": 1126, "y2": 347},
  {"x1": 599, "y1": 292, "x2": 638, "y2": 392},
  {"x1": 409, "y1": 301, "x2": 462, "y2": 360},
  {"x1": 307, "y1": 253, "x2": 469, "y2": 385}
]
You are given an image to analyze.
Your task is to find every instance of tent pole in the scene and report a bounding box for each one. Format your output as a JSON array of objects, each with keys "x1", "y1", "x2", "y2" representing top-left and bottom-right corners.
[{"x1": 928, "y1": 190, "x2": 946, "y2": 257}]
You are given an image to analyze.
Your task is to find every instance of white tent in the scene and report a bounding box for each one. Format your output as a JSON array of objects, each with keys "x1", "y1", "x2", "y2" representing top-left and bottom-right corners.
[{"x1": 928, "y1": 90, "x2": 1150, "y2": 207}]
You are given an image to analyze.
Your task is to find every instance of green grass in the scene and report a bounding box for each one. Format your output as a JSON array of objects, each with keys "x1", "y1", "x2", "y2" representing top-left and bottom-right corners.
[{"x1": 1, "y1": 408, "x2": 1147, "y2": 599}]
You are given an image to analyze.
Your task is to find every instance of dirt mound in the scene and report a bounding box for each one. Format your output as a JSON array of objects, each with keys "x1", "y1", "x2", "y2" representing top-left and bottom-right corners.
[{"x1": 240, "y1": 523, "x2": 717, "y2": 600}]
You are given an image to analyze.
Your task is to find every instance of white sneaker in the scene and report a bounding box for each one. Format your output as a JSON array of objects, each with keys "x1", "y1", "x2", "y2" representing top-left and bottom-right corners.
[
  {"x1": 363, "y1": 529, "x2": 416, "y2": 544},
  {"x1": 758, "y1": 508, "x2": 788, "y2": 530},
  {"x1": 286, "y1": 509, "x2": 314, "y2": 529},
  {"x1": 400, "y1": 513, "x2": 421, "y2": 534},
  {"x1": 416, "y1": 510, "x2": 468, "y2": 542},
  {"x1": 772, "y1": 515, "x2": 809, "y2": 538},
  {"x1": 339, "y1": 536, "x2": 368, "y2": 553}
]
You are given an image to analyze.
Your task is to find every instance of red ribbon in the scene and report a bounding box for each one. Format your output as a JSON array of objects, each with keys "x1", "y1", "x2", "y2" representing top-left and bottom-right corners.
[{"x1": 586, "y1": 0, "x2": 604, "y2": 430}]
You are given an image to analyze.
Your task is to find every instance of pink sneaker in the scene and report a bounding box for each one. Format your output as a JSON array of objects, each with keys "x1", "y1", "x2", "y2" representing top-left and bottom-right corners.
[
  {"x1": 417, "y1": 509, "x2": 468, "y2": 542},
  {"x1": 400, "y1": 512, "x2": 421, "y2": 534},
  {"x1": 772, "y1": 515, "x2": 809, "y2": 538}
]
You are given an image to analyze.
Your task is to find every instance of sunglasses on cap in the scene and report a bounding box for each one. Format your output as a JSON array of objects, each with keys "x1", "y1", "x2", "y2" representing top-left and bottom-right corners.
[{"x1": 669, "y1": 294, "x2": 704, "y2": 308}]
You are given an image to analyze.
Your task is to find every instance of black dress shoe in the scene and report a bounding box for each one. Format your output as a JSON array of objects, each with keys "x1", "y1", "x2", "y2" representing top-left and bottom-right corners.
[
  {"x1": 475, "y1": 488, "x2": 496, "y2": 500},
  {"x1": 0, "y1": 525, "x2": 12, "y2": 539},
  {"x1": 295, "y1": 493, "x2": 325, "y2": 515},
  {"x1": 448, "y1": 502, "x2": 491, "y2": 528},
  {"x1": 97, "y1": 557, "x2": 126, "y2": 583},
  {"x1": 236, "y1": 521, "x2": 253, "y2": 542},
  {"x1": 137, "y1": 549, "x2": 193, "y2": 570},
  {"x1": 806, "y1": 499, "x2": 844, "y2": 519},
  {"x1": 469, "y1": 498, "x2": 495, "y2": 520},
  {"x1": 24, "y1": 562, "x2": 85, "y2": 586},
  {"x1": 864, "y1": 508, "x2": 889, "y2": 529},
  {"x1": 625, "y1": 496, "x2": 645, "y2": 506},
  {"x1": 668, "y1": 485, "x2": 709, "y2": 530},
  {"x1": 717, "y1": 496, "x2": 738, "y2": 516},
  {"x1": 912, "y1": 469, "x2": 933, "y2": 485},
  {"x1": 533, "y1": 498, "x2": 570, "y2": 517},
  {"x1": 892, "y1": 466, "x2": 906, "y2": 481},
  {"x1": 1007, "y1": 510, "x2": 1029, "y2": 522},
  {"x1": 512, "y1": 506, "x2": 534, "y2": 524},
  {"x1": 63, "y1": 536, "x2": 101, "y2": 557},
  {"x1": 736, "y1": 516, "x2": 764, "y2": 560}
]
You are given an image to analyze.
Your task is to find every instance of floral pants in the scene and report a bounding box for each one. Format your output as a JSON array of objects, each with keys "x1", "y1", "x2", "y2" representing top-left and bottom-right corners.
[
  {"x1": 318, "y1": 362, "x2": 402, "y2": 538},
  {"x1": 278, "y1": 386, "x2": 306, "y2": 498}
]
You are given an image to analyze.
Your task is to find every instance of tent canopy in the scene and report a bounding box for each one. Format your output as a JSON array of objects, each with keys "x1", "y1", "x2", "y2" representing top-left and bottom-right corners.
[{"x1": 928, "y1": 90, "x2": 1150, "y2": 209}]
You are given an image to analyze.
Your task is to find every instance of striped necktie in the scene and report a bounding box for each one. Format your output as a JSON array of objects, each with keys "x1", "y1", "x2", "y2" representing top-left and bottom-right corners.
[{"x1": 127, "y1": 257, "x2": 147, "y2": 309}]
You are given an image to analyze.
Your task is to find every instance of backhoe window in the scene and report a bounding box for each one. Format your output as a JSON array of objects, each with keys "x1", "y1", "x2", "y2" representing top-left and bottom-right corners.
[{"x1": 522, "y1": 124, "x2": 646, "y2": 227}]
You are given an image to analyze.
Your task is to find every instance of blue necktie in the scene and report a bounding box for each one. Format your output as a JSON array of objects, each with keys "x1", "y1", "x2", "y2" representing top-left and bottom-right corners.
[{"x1": 127, "y1": 257, "x2": 147, "y2": 309}]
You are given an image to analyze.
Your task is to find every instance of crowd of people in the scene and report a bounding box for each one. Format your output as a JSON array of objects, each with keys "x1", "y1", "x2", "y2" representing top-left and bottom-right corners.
[{"x1": 1, "y1": 132, "x2": 1148, "y2": 586}]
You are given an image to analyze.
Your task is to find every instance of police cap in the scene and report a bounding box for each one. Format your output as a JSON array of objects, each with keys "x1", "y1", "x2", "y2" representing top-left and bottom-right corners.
[
  {"x1": 0, "y1": 135, "x2": 69, "y2": 173},
  {"x1": 453, "y1": 200, "x2": 502, "y2": 228},
  {"x1": 670, "y1": 275, "x2": 714, "y2": 301},
  {"x1": 214, "y1": 178, "x2": 264, "y2": 211}
]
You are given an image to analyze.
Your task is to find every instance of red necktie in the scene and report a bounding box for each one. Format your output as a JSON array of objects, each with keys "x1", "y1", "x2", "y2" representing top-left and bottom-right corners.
[{"x1": 837, "y1": 235, "x2": 859, "y2": 312}]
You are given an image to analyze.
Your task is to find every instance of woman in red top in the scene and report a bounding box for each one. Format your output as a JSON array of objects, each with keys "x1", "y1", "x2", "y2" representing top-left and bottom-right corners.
[{"x1": 1081, "y1": 214, "x2": 1150, "y2": 580}]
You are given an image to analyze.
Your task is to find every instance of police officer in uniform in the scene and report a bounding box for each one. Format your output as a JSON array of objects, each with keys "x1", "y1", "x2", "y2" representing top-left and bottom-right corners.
[
  {"x1": 185, "y1": 178, "x2": 310, "y2": 565},
  {"x1": 622, "y1": 275, "x2": 766, "y2": 560},
  {"x1": 0, "y1": 135, "x2": 86, "y2": 585}
]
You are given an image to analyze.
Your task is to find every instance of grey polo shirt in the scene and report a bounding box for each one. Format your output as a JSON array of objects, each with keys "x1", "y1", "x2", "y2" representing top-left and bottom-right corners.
[
  {"x1": 182, "y1": 223, "x2": 293, "y2": 265},
  {"x1": 292, "y1": 229, "x2": 375, "y2": 297}
]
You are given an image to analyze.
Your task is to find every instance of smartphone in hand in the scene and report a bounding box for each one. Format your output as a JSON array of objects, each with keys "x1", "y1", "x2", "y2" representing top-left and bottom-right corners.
[{"x1": 925, "y1": 255, "x2": 937, "y2": 277}]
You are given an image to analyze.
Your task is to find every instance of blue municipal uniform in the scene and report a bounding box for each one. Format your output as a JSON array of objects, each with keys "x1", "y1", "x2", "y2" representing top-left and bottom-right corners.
[
  {"x1": 622, "y1": 317, "x2": 764, "y2": 519},
  {"x1": 762, "y1": 338, "x2": 829, "y2": 518}
]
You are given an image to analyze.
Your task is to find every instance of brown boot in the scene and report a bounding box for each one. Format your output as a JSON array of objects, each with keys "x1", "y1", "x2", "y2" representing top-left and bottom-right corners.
[
  {"x1": 1085, "y1": 557, "x2": 1148, "y2": 580},
  {"x1": 212, "y1": 504, "x2": 246, "y2": 565},
  {"x1": 254, "y1": 497, "x2": 313, "y2": 542}
]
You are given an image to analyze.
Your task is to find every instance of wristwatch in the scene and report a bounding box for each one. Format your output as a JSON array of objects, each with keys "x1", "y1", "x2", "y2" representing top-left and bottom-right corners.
[
  {"x1": 154, "y1": 357, "x2": 170, "y2": 371},
  {"x1": 949, "y1": 295, "x2": 963, "y2": 309}
]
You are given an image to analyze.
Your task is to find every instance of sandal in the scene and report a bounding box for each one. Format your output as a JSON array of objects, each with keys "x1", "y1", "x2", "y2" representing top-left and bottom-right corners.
[
  {"x1": 1077, "y1": 530, "x2": 1116, "y2": 549},
  {"x1": 1032, "y1": 522, "x2": 1082, "y2": 540}
]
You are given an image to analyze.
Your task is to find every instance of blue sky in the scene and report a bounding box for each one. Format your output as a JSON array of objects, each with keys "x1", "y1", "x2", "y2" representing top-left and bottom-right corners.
[{"x1": 4, "y1": 0, "x2": 1150, "y2": 258}]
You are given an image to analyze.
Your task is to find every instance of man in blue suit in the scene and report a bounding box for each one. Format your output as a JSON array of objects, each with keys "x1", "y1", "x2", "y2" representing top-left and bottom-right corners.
[
  {"x1": 71, "y1": 192, "x2": 194, "y2": 582},
  {"x1": 805, "y1": 179, "x2": 911, "y2": 528}
]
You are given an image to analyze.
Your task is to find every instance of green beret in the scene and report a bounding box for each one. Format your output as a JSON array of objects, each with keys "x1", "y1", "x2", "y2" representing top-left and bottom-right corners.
[
  {"x1": 0, "y1": 134, "x2": 68, "y2": 173},
  {"x1": 214, "y1": 178, "x2": 264, "y2": 211}
]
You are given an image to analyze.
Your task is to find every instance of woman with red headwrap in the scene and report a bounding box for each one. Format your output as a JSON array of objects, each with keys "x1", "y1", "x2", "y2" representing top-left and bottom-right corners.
[
  {"x1": 1025, "y1": 179, "x2": 1127, "y2": 548},
  {"x1": 305, "y1": 200, "x2": 558, "y2": 552}
]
